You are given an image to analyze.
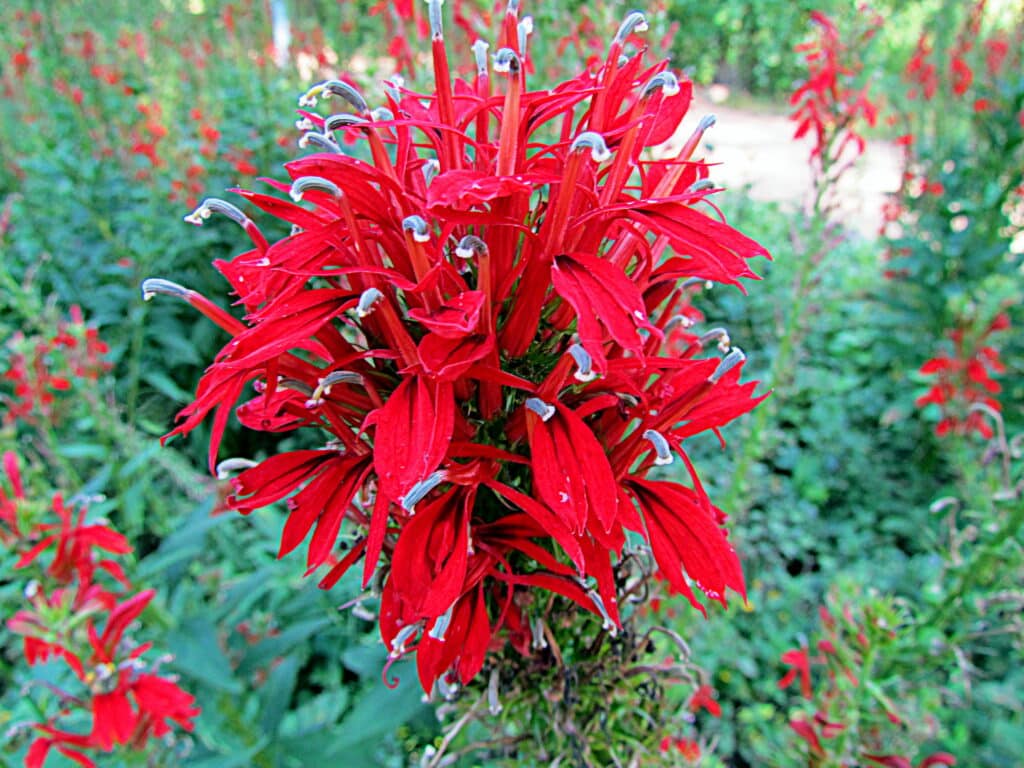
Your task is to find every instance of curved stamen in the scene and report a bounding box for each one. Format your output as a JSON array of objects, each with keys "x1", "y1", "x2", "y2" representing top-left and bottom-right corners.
[
  {"x1": 298, "y1": 79, "x2": 368, "y2": 114},
  {"x1": 569, "y1": 343, "x2": 596, "y2": 382},
  {"x1": 400, "y1": 470, "x2": 447, "y2": 513},
  {"x1": 664, "y1": 314, "x2": 695, "y2": 332},
  {"x1": 570, "y1": 131, "x2": 612, "y2": 162},
  {"x1": 525, "y1": 397, "x2": 555, "y2": 422},
  {"x1": 371, "y1": 107, "x2": 393, "y2": 121},
  {"x1": 323, "y1": 113, "x2": 369, "y2": 132},
  {"x1": 455, "y1": 234, "x2": 487, "y2": 259},
  {"x1": 686, "y1": 178, "x2": 716, "y2": 195},
  {"x1": 698, "y1": 328, "x2": 731, "y2": 351},
  {"x1": 298, "y1": 131, "x2": 342, "y2": 153},
  {"x1": 642, "y1": 71, "x2": 681, "y2": 98},
  {"x1": 642, "y1": 429, "x2": 674, "y2": 466},
  {"x1": 141, "y1": 278, "x2": 189, "y2": 301},
  {"x1": 402, "y1": 215, "x2": 431, "y2": 243},
  {"x1": 613, "y1": 11, "x2": 649, "y2": 45},
  {"x1": 585, "y1": 586, "x2": 618, "y2": 635},
  {"x1": 183, "y1": 198, "x2": 250, "y2": 228},
  {"x1": 215, "y1": 458, "x2": 258, "y2": 480},
  {"x1": 709, "y1": 347, "x2": 746, "y2": 383},
  {"x1": 698, "y1": 114, "x2": 717, "y2": 132},
  {"x1": 355, "y1": 287, "x2": 384, "y2": 318},
  {"x1": 427, "y1": 602, "x2": 455, "y2": 641},
  {"x1": 289, "y1": 176, "x2": 342, "y2": 202},
  {"x1": 493, "y1": 47, "x2": 521, "y2": 75},
  {"x1": 389, "y1": 623, "x2": 420, "y2": 658},
  {"x1": 305, "y1": 370, "x2": 363, "y2": 407}
]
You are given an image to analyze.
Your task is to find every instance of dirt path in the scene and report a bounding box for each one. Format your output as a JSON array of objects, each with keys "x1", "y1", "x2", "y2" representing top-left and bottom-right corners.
[{"x1": 674, "y1": 89, "x2": 902, "y2": 237}]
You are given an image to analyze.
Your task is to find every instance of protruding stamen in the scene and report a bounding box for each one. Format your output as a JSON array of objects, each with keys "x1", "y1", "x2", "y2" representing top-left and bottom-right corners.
[
  {"x1": 183, "y1": 198, "x2": 250, "y2": 227},
  {"x1": 642, "y1": 71, "x2": 681, "y2": 98},
  {"x1": 425, "y1": 0, "x2": 445, "y2": 40},
  {"x1": 371, "y1": 107, "x2": 394, "y2": 121},
  {"x1": 487, "y1": 668, "x2": 503, "y2": 715},
  {"x1": 355, "y1": 287, "x2": 384, "y2": 318},
  {"x1": 686, "y1": 178, "x2": 716, "y2": 195},
  {"x1": 506, "y1": 0, "x2": 520, "y2": 13},
  {"x1": 389, "y1": 623, "x2": 420, "y2": 658},
  {"x1": 141, "y1": 278, "x2": 189, "y2": 301},
  {"x1": 517, "y1": 16, "x2": 533, "y2": 55},
  {"x1": 709, "y1": 347, "x2": 745, "y2": 383},
  {"x1": 472, "y1": 40, "x2": 490, "y2": 76},
  {"x1": 436, "y1": 675, "x2": 459, "y2": 700},
  {"x1": 324, "y1": 113, "x2": 369, "y2": 132},
  {"x1": 698, "y1": 328, "x2": 731, "y2": 351},
  {"x1": 530, "y1": 617, "x2": 548, "y2": 650},
  {"x1": 570, "y1": 131, "x2": 612, "y2": 163},
  {"x1": 427, "y1": 602, "x2": 455, "y2": 641},
  {"x1": 642, "y1": 429, "x2": 674, "y2": 466},
  {"x1": 298, "y1": 79, "x2": 368, "y2": 114},
  {"x1": 400, "y1": 470, "x2": 447, "y2": 513},
  {"x1": 586, "y1": 587, "x2": 618, "y2": 635},
  {"x1": 455, "y1": 234, "x2": 487, "y2": 259},
  {"x1": 664, "y1": 314, "x2": 695, "y2": 332},
  {"x1": 493, "y1": 47, "x2": 521, "y2": 74},
  {"x1": 295, "y1": 117, "x2": 316, "y2": 132},
  {"x1": 215, "y1": 458, "x2": 258, "y2": 480},
  {"x1": 614, "y1": 11, "x2": 649, "y2": 44},
  {"x1": 525, "y1": 397, "x2": 555, "y2": 422},
  {"x1": 289, "y1": 176, "x2": 342, "y2": 202},
  {"x1": 305, "y1": 370, "x2": 363, "y2": 407},
  {"x1": 298, "y1": 131, "x2": 342, "y2": 153},
  {"x1": 402, "y1": 215, "x2": 431, "y2": 243},
  {"x1": 423, "y1": 158, "x2": 441, "y2": 184},
  {"x1": 569, "y1": 343, "x2": 596, "y2": 382},
  {"x1": 698, "y1": 114, "x2": 717, "y2": 132}
]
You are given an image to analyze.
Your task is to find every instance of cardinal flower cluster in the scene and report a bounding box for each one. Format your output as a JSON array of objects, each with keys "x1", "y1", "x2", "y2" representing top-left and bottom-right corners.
[
  {"x1": 150, "y1": 1, "x2": 768, "y2": 694},
  {"x1": 2, "y1": 452, "x2": 199, "y2": 768}
]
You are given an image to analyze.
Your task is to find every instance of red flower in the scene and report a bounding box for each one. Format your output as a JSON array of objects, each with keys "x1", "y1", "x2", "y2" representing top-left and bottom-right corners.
[
  {"x1": 152, "y1": 3, "x2": 767, "y2": 692},
  {"x1": 688, "y1": 683, "x2": 721, "y2": 717},
  {"x1": 779, "y1": 647, "x2": 813, "y2": 698}
]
